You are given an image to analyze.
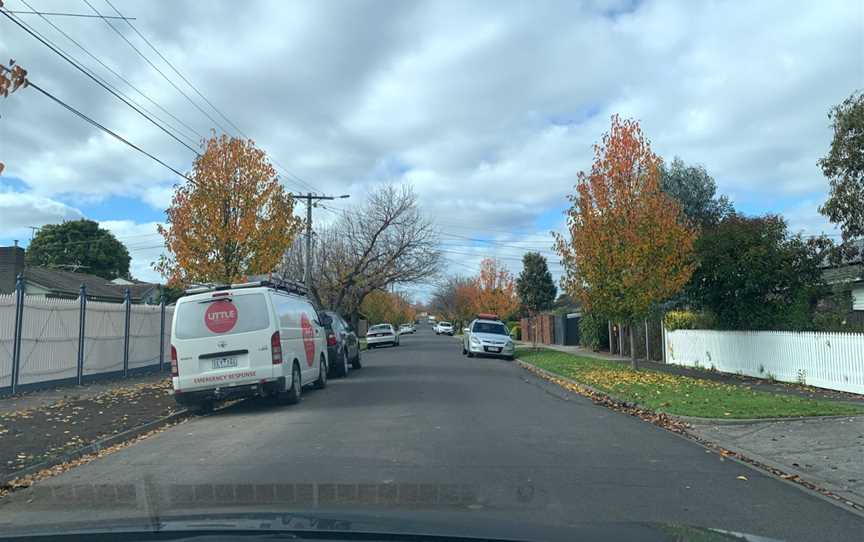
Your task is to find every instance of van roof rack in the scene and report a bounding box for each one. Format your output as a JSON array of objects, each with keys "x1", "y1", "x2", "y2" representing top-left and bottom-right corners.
[{"x1": 184, "y1": 274, "x2": 308, "y2": 297}]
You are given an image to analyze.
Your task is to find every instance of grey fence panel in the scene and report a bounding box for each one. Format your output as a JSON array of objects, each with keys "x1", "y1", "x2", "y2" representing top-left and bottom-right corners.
[
  {"x1": 0, "y1": 295, "x2": 14, "y2": 387},
  {"x1": 82, "y1": 301, "x2": 127, "y2": 376},
  {"x1": 17, "y1": 297, "x2": 80, "y2": 385},
  {"x1": 128, "y1": 304, "x2": 163, "y2": 369}
]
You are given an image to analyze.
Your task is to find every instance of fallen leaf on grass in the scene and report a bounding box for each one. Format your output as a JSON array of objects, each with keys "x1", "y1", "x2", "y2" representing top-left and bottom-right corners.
[{"x1": 737, "y1": 475, "x2": 748, "y2": 481}]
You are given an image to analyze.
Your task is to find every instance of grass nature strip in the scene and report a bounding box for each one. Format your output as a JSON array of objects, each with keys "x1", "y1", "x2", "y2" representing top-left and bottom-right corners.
[{"x1": 515, "y1": 348, "x2": 864, "y2": 419}]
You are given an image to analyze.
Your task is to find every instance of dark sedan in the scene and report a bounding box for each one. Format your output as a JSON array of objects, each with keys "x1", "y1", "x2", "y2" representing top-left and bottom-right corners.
[{"x1": 322, "y1": 310, "x2": 362, "y2": 378}]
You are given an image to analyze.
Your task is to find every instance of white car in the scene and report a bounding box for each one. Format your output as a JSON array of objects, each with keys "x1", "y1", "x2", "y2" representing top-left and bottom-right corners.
[
  {"x1": 435, "y1": 321, "x2": 454, "y2": 335},
  {"x1": 170, "y1": 279, "x2": 330, "y2": 412},
  {"x1": 462, "y1": 318, "x2": 515, "y2": 360},
  {"x1": 398, "y1": 324, "x2": 415, "y2": 334},
  {"x1": 366, "y1": 323, "x2": 400, "y2": 348}
]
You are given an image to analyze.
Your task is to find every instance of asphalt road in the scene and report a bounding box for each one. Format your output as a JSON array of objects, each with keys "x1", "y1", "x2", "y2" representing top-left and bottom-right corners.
[{"x1": 1, "y1": 325, "x2": 863, "y2": 541}]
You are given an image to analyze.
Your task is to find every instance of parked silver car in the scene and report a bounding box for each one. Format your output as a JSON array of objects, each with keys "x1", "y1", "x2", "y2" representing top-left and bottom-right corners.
[
  {"x1": 462, "y1": 318, "x2": 514, "y2": 360},
  {"x1": 366, "y1": 323, "x2": 400, "y2": 348}
]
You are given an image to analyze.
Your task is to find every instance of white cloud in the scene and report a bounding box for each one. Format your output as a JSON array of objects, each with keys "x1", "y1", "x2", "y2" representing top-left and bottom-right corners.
[
  {"x1": 99, "y1": 220, "x2": 165, "y2": 283},
  {"x1": 2, "y1": 0, "x2": 859, "y2": 281},
  {"x1": 0, "y1": 192, "x2": 83, "y2": 239}
]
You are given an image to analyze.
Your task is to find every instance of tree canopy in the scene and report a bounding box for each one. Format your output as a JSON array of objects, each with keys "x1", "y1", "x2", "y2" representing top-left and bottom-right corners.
[
  {"x1": 156, "y1": 135, "x2": 303, "y2": 285},
  {"x1": 661, "y1": 157, "x2": 733, "y2": 230},
  {"x1": 27, "y1": 219, "x2": 130, "y2": 280},
  {"x1": 819, "y1": 91, "x2": 864, "y2": 242},
  {"x1": 516, "y1": 252, "x2": 557, "y2": 314},
  {"x1": 474, "y1": 258, "x2": 520, "y2": 319},
  {"x1": 687, "y1": 214, "x2": 827, "y2": 330},
  {"x1": 556, "y1": 116, "x2": 695, "y2": 367}
]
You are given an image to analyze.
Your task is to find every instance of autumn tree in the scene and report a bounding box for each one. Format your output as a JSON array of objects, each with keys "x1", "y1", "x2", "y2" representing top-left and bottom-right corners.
[
  {"x1": 361, "y1": 289, "x2": 415, "y2": 326},
  {"x1": 473, "y1": 258, "x2": 520, "y2": 320},
  {"x1": 0, "y1": 49, "x2": 28, "y2": 176},
  {"x1": 28, "y1": 219, "x2": 130, "y2": 279},
  {"x1": 430, "y1": 275, "x2": 479, "y2": 326},
  {"x1": 555, "y1": 115, "x2": 695, "y2": 369},
  {"x1": 819, "y1": 91, "x2": 864, "y2": 242},
  {"x1": 156, "y1": 135, "x2": 303, "y2": 285},
  {"x1": 516, "y1": 252, "x2": 557, "y2": 314}
]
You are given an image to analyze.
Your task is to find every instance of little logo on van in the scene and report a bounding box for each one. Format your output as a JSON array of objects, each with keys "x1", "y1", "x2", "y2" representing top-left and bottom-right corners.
[
  {"x1": 300, "y1": 313, "x2": 315, "y2": 367},
  {"x1": 205, "y1": 300, "x2": 238, "y2": 334}
]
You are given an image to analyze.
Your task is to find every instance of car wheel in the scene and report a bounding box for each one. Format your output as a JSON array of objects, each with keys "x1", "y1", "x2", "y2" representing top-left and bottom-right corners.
[
  {"x1": 280, "y1": 362, "x2": 302, "y2": 405},
  {"x1": 314, "y1": 356, "x2": 328, "y2": 389},
  {"x1": 351, "y1": 349, "x2": 362, "y2": 369},
  {"x1": 334, "y1": 350, "x2": 349, "y2": 378},
  {"x1": 461, "y1": 344, "x2": 467, "y2": 355},
  {"x1": 467, "y1": 350, "x2": 474, "y2": 358}
]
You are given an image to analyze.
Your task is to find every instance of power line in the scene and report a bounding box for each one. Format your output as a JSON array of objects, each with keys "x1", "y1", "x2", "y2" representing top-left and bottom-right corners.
[
  {"x1": 4, "y1": 9, "x2": 134, "y2": 20},
  {"x1": 0, "y1": 7, "x2": 199, "y2": 154},
  {"x1": 82, "y1": 0, "x2": 232, "y2": 135},
  {"x1": 18, "y1": 0, "x2": 203, "y2": 145},
  {"x1": 96, "y1": 0, "x2": 321, "y2": 194},
  {"x1": 3, "y1": 67, "x2": 192, "y2": 181}
]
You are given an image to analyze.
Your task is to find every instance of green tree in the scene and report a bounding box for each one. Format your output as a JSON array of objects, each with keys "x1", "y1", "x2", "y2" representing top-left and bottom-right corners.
[
  {"x1": 819, "y1": 91, "x2": 864, "y2": 242},
  {"x1": 661, "y1": 157, "x2": 733, "y2": 230},
  {"x1": 27, "y1": 219, "x2": 131, "y2": 279},
  {"x1": 688, "y1": 214, "x2": 827, "y2": 330},
  {"x1": 516, "y1": 252, "x2": 557, "y2": 314}
]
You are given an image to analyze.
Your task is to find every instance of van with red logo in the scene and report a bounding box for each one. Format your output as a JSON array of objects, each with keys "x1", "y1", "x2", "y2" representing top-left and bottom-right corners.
[{"x1": 170, "y1": 279, "x2": 331, "y2": 412}]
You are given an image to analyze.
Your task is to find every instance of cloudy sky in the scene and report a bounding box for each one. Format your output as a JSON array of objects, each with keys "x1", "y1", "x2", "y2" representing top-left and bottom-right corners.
[{"x1": 0, "y1": 0, "x2": 861, "y2": 299}]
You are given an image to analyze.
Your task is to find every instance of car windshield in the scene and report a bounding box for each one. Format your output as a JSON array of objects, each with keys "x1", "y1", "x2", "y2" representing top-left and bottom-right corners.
[
  {"x1": 472, "y1": 322, "x2": 508, "y2": 335},
  {"x1": 4, "y1": 4, "x2": 858, "y2": 542}
]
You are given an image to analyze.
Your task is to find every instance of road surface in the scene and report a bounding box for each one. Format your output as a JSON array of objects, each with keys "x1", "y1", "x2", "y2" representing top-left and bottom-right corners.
[{"x1": 1, "y1": 325, "x2": 862, "y2": 541}]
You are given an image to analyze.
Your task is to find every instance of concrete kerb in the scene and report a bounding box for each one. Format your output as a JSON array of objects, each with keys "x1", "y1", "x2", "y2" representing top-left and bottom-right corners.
[
  {"x1": 514, "y1": 357, "x2": 864, "y2": 516},
  {"x1": 0, "y1": 409, "x2": 190, "y2": 488}
]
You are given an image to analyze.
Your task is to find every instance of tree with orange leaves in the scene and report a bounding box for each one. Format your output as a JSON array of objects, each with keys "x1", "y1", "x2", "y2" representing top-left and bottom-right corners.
[
  {"x1": 156, "y1": 134, "x2": 303, "y2": 285},
  {"x1": 473, "y1": 258, "x2": 520, "y2": 320},
  {"x1": 0, "y1": 45, "x2": 29, "y2": 176},
  {"x1": 554, "y1": 115, "x2": 695, "y2": 368}
]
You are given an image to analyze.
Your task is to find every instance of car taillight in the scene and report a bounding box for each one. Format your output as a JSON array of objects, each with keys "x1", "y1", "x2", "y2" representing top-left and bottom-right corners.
[
  {"x1": 327, "y1": 331, "x2": 337, "y2": 346},
  {"x1": 271, "y1": 331, "x2": 283, "y2": 365},
  {"x1": 170, "y1": 345, "x2": 178, "y2": 377}
]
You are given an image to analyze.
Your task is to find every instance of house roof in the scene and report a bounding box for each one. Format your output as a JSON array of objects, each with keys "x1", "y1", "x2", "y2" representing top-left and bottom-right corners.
[
  {"x1": 24, "y1": 267, "x2": 158, "y2": 301},
  {"x1": 821, "y1": 240, "x2": 864, "y2": 286}
]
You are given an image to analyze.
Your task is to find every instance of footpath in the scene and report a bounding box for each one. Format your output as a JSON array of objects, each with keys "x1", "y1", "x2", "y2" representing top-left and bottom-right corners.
[
  {"x1": 515, "y1": 342, "x2": 864, "y2": 510},
  {"x1": 0, "y1": 372, "x2": 185, "y2": 488}
]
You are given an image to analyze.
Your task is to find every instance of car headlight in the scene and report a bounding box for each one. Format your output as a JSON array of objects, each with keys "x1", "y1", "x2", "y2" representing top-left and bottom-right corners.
[{"x1": 470, "y1": 337, "x2": 481, "y2": 345}]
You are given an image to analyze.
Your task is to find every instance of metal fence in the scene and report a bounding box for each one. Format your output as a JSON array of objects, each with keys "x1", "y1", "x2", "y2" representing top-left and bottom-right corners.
[
  {"x1": 0, "y1": 277, "x2": 173, "y2": 394},
  {"x1": 664, "y1": 329, "x2": 864, "y2": 394}
]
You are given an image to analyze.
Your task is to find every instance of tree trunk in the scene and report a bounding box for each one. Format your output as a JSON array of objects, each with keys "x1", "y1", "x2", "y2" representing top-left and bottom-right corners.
[
  {"x1": 617, "y1": 322, "x2": 623, "y2": 356},
  {"x1": 607, "y1": 320, "x2": 613, "y2": 354},
  {"x1": 629, "y1": 323, "x2": 638, "y2": 370}
]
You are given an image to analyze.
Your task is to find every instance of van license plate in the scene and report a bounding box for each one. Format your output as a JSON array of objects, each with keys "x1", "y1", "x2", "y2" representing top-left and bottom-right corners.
[{"x1": 212, "y1": 357, "x2": 238, "y2": 369}]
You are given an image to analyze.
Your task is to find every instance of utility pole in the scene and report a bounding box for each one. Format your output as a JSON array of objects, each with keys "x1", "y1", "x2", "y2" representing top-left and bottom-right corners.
[{"x1": 297, "y1": 193, "x2": 350, "y2": 293}]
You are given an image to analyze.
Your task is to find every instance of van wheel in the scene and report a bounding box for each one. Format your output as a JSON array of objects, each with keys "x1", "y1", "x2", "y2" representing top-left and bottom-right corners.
[
  {"x1": 194, "y1": 400, "x2": 214, "y2": 414},
  {"x1": 280, "y1": 363, "x2": 302, "y2": 405},
  {"x1": 351, "y1": 350, "x2": 362, "y2": 369},
  {"x1": 334, "y1": 350, "x2": 349, "y2": 378},
  {"x1": 314, "y1": 356, "x2": 328, "y2": 389}
]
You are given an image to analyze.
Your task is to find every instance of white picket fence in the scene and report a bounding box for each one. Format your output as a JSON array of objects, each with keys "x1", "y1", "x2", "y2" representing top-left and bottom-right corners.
[
  {"x1": 664, "y1": 329, "x2": 864, "y2": 394},
  {"x1": 0, "y1": 294, "x2": 174, "y2": 389}
]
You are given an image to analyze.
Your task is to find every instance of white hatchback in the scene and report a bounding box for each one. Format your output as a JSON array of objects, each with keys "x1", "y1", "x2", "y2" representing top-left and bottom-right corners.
[{"x1": 170, "y1": 281, "x2": 330, "y2": 412}]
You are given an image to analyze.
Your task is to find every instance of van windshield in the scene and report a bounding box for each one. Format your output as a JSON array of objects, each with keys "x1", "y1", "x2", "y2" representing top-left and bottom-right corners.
[{"x1": 174, "y1": 293, "x2": 270, "y2": 339}]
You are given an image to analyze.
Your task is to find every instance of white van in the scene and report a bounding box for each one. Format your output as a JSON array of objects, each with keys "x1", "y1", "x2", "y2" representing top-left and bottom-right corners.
[{"x1": 170, "y1": 280, "x2": 330, "y2": 412}]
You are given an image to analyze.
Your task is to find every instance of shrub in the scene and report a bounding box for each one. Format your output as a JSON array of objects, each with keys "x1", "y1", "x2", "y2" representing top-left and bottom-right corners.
[
  {"x1": 510, "y1": 324, "x2": 521, "y2": 340},
  {"x1": 664, "y1": 310, "x2": 716, "y2": 331},
  {"x1": 579, "y1": 312, "x2": 607, "y2": 351}
]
